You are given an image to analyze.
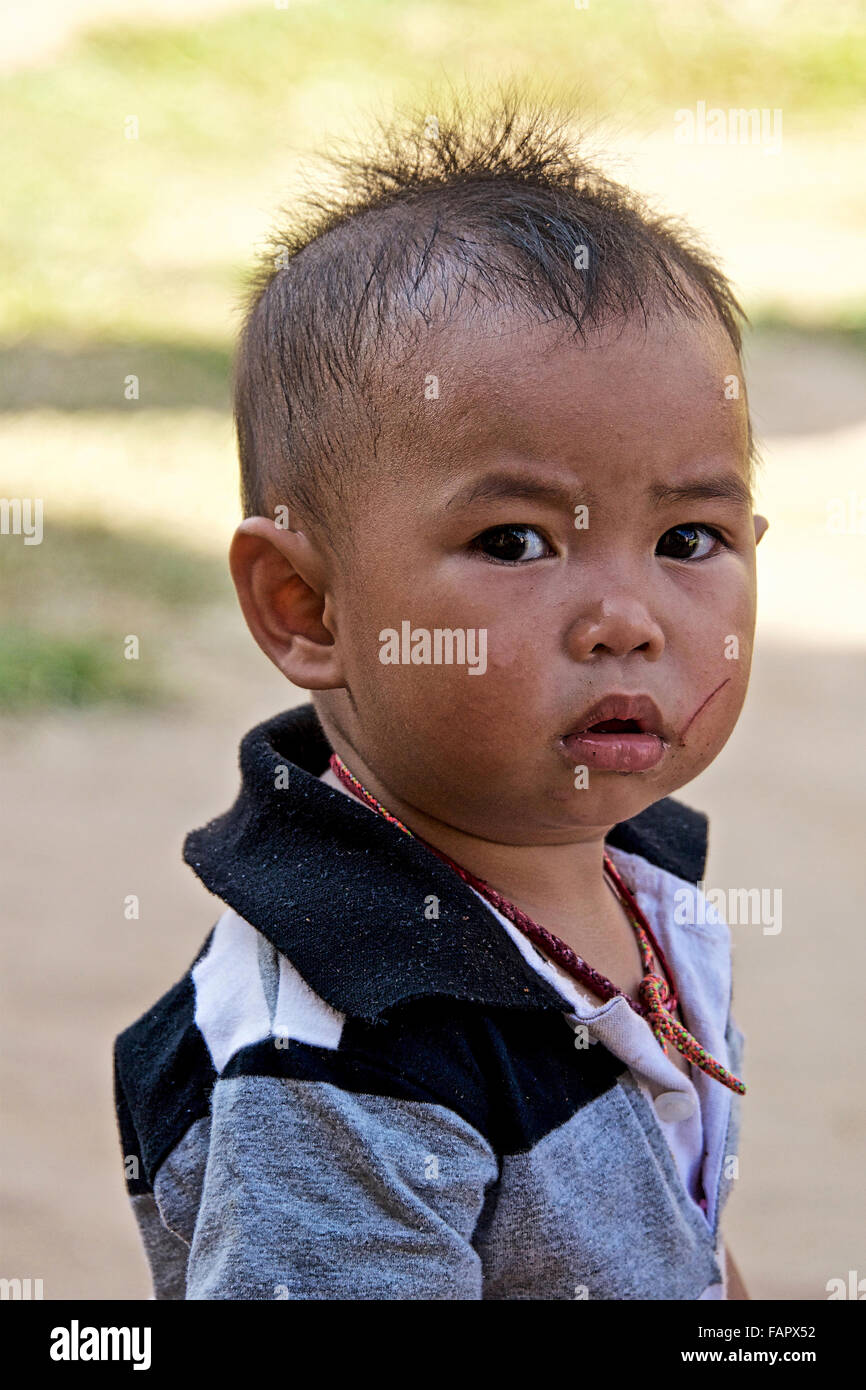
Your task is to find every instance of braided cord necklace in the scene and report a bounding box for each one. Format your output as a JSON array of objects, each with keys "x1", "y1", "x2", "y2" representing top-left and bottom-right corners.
[{"x1": 329, "y1": 752, "x2": 745, "y2": 1097}]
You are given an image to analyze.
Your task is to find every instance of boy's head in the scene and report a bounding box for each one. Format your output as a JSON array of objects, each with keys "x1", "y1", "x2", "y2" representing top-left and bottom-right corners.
[{"x1": 230, "y1": 91, "x2": 768, "y2": 844}]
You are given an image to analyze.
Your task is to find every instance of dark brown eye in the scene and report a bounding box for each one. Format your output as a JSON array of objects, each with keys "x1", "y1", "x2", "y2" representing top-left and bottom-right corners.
[
  {"x1": 657, "y1": 524, "x2": 724, "y2": 561},
  {"x1": 472, "y1": 525, "x2": 553, "y2": 564}
]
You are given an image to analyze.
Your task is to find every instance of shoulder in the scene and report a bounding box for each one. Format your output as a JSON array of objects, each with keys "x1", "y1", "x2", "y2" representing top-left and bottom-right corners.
[
  {"x1": 114, "y1": 906, "x2": 627, "y2": 1182},
  {"x1": 112, "y1": 910, "x2": 483, "y2": 1185},
  {"x1": 604, "y1": 841, "x2": 738, "y2": 1063},
  {"x1": 607, "y1": 795, "x2": 708, "y2": 885},
  {"x1": 605, "y1": 840, "x2": 731, "y2": 948},
  {"x1": 113, "y1": 930, "x2": 217, "y2": 1195}
]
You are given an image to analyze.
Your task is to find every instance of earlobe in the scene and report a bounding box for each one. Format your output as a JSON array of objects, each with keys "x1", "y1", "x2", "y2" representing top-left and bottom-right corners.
[{"x1": 753, "y1": 514, "x2": 769, "y2": 545}]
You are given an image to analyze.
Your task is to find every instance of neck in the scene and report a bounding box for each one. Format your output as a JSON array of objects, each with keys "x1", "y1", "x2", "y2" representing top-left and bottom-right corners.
[{"x1": 320, "y1": 750, "x2": 626, "y2": 952}]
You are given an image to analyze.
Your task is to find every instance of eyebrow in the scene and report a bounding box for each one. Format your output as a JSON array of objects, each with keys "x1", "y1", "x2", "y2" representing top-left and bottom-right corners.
[
  {"x1": 648, "y1": 474, "x2": 753, "y2": 509},
  {"x1": 444, "y1": 469, "x2": 753, "y2": 512},
  {"x1": 444, "y1": 474, "x2": 581, "y2": 511}
]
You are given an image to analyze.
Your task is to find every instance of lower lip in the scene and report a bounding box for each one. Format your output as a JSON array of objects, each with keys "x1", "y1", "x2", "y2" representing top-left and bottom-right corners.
[{"x1": 560, "y1": 730, "x2": 667, "y2": 772}]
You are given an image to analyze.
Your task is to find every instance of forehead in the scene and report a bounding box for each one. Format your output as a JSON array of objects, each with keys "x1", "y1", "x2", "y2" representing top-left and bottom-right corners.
[{"x1": 379, "y1": 309, "x2": 749, "y2": 501}]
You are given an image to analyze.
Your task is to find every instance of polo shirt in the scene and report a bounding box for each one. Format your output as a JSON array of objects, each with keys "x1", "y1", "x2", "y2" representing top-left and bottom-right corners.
[
  {"x1": 321, "y1": 762, "x2": 732, "y2": 1298},
  {"x1": 113, "y1": 700, "x2": 745, "y2": 1300}
]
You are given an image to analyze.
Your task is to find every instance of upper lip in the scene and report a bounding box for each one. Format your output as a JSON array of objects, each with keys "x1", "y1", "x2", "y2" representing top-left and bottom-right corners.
[{"x1": 563, "y1": 693, "x2": 669, "y2": 741}]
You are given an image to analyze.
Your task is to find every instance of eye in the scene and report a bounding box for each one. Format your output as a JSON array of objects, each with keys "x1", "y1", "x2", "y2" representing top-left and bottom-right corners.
[
  {"x1": 470, "y1": 524, "x2": 555, "y2": 564},
  {"x1": 656, "y1": 524, "x2": 728, "y2": 562}
]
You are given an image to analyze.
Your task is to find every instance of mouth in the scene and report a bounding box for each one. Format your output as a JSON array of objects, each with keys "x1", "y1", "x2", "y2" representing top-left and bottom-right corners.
[
  {"x1": 577, "y1": 717, "x2": 644, "y2": 734},
  {"x1": 559, "y1": 694, "x2": 670, "y2": 773}
]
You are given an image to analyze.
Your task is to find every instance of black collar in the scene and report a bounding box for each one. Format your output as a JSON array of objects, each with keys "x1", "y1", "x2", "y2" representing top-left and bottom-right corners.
[{"x1": 183, "y1": 701, "x2": 708, "y2": 1022}]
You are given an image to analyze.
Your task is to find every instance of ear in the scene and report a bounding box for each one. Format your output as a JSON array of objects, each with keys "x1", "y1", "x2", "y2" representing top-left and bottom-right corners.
[
  {"x1": 753, "y1": 514, "x2": 769, "y2": 545},
  {"x1": 228, "y1": 516, "x2": 347, "y2": 690}
]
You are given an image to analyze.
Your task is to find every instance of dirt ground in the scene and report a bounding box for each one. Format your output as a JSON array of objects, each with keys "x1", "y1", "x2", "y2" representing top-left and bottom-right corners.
[{"x1": 2, "y1": 1, "x2": 865, "y2": 1306}]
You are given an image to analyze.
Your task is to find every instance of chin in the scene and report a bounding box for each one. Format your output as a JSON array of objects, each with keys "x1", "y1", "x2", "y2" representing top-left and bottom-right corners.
[{"x1": 556, "y1": 775, "x2": 673, "y2": 824}]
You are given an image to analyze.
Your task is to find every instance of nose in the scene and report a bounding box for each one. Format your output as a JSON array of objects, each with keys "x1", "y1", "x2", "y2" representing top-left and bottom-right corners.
[{"x1": 565, "y1": 596, "x2": 666, "y2": 661}]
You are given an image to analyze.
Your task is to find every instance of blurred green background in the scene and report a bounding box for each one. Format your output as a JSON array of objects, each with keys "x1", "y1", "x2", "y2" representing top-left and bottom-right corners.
[{"x1": 2, "y1": 0, "x2": 865, "y2": 1302}]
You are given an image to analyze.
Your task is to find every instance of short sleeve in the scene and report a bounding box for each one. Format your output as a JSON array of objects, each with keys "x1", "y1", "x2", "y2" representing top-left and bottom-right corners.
[{"x1": 185, "y1": 1068, "x2": 500, "y2": 1300}]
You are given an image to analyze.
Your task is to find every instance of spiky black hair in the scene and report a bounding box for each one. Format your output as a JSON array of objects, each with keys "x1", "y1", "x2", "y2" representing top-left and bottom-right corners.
[{"x1": 233, "y1": 86, "x2": 750, "y2": 542}]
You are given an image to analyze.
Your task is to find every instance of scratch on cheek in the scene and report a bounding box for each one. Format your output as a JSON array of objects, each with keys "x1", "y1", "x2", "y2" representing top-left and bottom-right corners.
[{"x1": 682, "y1": 677, "x2": 732, "y2": 739}]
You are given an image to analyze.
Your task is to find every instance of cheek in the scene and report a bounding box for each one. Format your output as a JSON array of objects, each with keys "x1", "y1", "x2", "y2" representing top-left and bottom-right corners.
[
  {"x1": 347, "y1": 602, "x2": 546, "y2": 761},
  {"x1": 670, "y1": 574, "x2": 757, "y2": 758},
  {"x1": 677, "y1": 642, "x2": 754, "y2": 771},
  {"x1": 684, "y1": 559, "x2": 757, "y2": 666},
  {"x1": 715, "y1": 579, "x2": 758, "y2": 706},
  {"x1": 346, "y1": 561, "x2": 540, "y2": 693}
]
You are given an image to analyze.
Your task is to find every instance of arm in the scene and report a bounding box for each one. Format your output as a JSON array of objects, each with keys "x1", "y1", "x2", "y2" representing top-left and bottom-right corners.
[
  {"x1": 185, "y1": 1066, "x2": 499, "y2": 1300},
  {"x1": 725, "y1": 1243, "x2": 750, "y2": 1300}
]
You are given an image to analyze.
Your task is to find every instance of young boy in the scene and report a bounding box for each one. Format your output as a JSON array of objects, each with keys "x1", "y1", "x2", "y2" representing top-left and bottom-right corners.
[{"x1": 114, "y1": 96, "x2": 768, "y2": 1300}]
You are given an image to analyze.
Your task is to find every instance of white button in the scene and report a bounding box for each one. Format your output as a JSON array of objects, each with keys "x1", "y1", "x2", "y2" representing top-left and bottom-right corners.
[{"x1": 654, "y1": 1090, "x2": 697, "y2": 1122}]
